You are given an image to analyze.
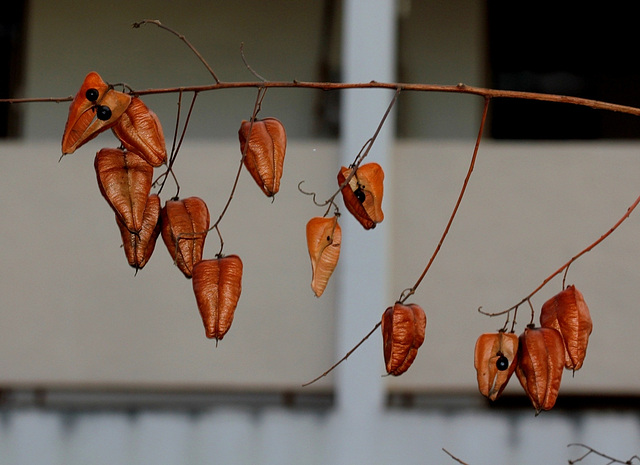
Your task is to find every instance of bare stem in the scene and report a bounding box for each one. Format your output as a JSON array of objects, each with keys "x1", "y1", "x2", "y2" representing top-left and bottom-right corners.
[
  {"x1": 400, "y1": 97, "x2": 490, "y2": 303},
  {"x1": 132, "y1": 19, "x2": 220, "y2": 84},
  {"x1": 568, "y1": 443, "x2": 640, "y2": 464},
  {"x1": 480, "y1": 189, "x2": 640, "y2": 318},
  {"x1": 12, "y1": 81, "x2": 640, "y2": 119},
  {"x1": 302, "y1": 321, "x2": 382, "y2": 387}
]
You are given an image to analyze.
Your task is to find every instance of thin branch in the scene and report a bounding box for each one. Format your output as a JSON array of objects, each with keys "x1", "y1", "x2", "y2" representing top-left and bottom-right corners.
[
  {"x1": 400, "y1": 97, "x2": 490, "y2": 303},
  {"x1": 132, "y1": 19, "x2": 220, "y2": 84},
  {"x1": 568, "y1": 443, "x2": 640, "y2": 465},
  {"x1": 9, "y1": 81, "x2": 640, "y2": 120},
  {"x1": 442, "y1": 448, "x2": 471, "y2": 465},
  {"x1": 302, "y1": 321, "x2": 381, "y2": 387},
  {"x1": 480, "y1": 188, "x2": 640, "y2": 318}
]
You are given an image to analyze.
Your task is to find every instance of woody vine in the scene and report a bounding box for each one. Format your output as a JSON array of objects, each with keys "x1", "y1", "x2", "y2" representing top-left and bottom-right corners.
[{"x1": 4, "y1": 19, "x2": 640, "y2": 414}]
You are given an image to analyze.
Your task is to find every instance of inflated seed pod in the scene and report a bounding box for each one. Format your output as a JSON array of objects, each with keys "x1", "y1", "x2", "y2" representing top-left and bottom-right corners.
[
  {"x1": 62, "y1": 71, "x2": 131, "y2": 154},
  {"x1": 112, "y1": 97, "x2": 167, "y2": 167},
  {"x1": 116, "y1": 194, "x2": 161, "y2": 270},
  {"x1": 160, "y1": 197, "x2": 210, "y2": 278},
  {"x1": 94, "y1": 148, "x2": 154, "y2": 233},
  {"x1": 192, "y1": 255, "x2": 243, "y2": 340},
  {"x1": 540, "y1": 285, "x2": 593, "y2": 371},
  {"x1": 381, "y1": 302, "x2": 426, "y2": 376},
  {"x1": 515, "y1": 325, "x2": 565, "y2": 414},
  {"x1": 474, "y1": 331, "x2": 519, "y2": 401},
  {"x1": 238, "y1": 117, "x2": 287, "y2": 197},
  {"x1": 337, "y1": 162, "x2": 384, "y2": 229},
  {"x1": 306, "y1": 216, "x2": 341, "y2": 297}
]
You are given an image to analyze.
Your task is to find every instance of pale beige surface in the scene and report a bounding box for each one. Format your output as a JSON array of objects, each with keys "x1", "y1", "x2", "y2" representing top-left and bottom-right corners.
[
  {"x1": 1, "y1": 140, "x2": 639, "y2": 394},
  {"x1": 0, "y1": 140, "x2": 338, "y2": 391}
]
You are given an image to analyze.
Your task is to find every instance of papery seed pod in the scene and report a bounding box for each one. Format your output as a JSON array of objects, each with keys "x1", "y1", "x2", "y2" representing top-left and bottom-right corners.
[
  {"x1": 474, "y1": 331, "x2": 519, "y2": 401},
  {"x1": 192, "y1": 255, "x2": 243, "y2": 340},
  {"x1": 116, "y1": 194, "x2": 161, "y2": 270},
  {"x1": 306, "y1": 216, "x2": 341, "y2": 297},
  {"x1": 337, "y1": 162, "x2": 384, "y2": 229},
  {"x1": 381, "y1": 302, "x2": 426, "y2": 376},
  {"x1": 94, "y1": 148, "x2": 154, "y2": 233},
  {"x1": 515, "y1": 325, "x2": 565, "y2": 414},
  {"x1": 112, "y1": 97, "x2": 167, "y2": 167},
  {"x1": 540, "y1": 285, "x2": 593, "y2": 371},
  {"x1": 160, "y1": 197, "x2": 210, "y2": 278},
  {"x1": 62, "y1": 72, "x2": 131, "y2": 154},
  {"x1": 238, "y1": 117, "x2": 287, "y2": 197}
]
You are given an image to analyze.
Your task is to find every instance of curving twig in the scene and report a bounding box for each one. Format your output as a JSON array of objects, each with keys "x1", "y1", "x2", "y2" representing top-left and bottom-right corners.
[
  {"x1": 132, "y1": 19, "x2": 220, "y2": 84},
  {"x1": 568, "y1": 443, "x2": 640, "y2": 465},
  {"x1": 399, "y1": 96, "x2": 490, "y2": 303},
  {"x1": 479, "y1": 188, "x2": 640, "y2": 319}
]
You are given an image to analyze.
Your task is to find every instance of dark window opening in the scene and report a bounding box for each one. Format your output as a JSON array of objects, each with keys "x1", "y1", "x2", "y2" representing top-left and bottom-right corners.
[
  {"x1": 488, "y1": 2, "x2": 640, "y2": 139},
  {"x1": 0, "y1": 1, "x2": 27, "y2": 138}
]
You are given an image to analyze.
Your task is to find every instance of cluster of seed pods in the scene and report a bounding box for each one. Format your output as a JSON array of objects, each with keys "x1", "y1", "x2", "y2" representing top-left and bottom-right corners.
[
  {"x1": 61, "y1": 72, "x2": 293, "y2": 342},
  {"x1": 474, "y1": 285, "x2": 593, "y2": 414},
  {"x1": 63, "y1": 73, "x2": 430, "y2": 376}
]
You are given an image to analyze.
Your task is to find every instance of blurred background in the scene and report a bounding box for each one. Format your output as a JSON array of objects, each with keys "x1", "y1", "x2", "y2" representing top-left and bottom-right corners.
[{"x1": 1, "y1": 0, "x2": 639, "y2": 464}]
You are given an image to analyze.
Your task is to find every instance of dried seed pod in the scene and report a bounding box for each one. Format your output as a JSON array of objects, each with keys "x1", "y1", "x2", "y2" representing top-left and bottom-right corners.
[
  {"x1": 474, "y1": 331, "x2": 519, "y2": 401},
  {"x1": 192, "y1": 255, "x2": 243, "y2": 340},
  {"x1": 515, "y1": 325, "x2": 565, "y2": 414},
  {"x1": 62, "y1": 72, "x2": 131, "y2": 154},
  {"x1": 381, "y1": 302, "x2": 426, "y2": 376},
  {"x1": 116, "y1": 194, "x2": 161, "y2": 270},
  {"x1": 540, "y1": 285, "x2": 593, "y2": 371},
  {"x1": 337, "y1": 162, "x2": 384, "y2": 229},
  {"x1": 238, "y1": 117, "x2": 287, "y2": 196},
  {"x1": 160, "y1": 197, "x2": 210, "y2": 278},
  {"x1": 94, "y1": 148, "x2": 154, "y2": 233},
  {"x1": 306, "y1": 216, "x2": 341, "y2": 297},
  {"x1": 112, "y1": 97, "x2": 167, "y2": 167}
]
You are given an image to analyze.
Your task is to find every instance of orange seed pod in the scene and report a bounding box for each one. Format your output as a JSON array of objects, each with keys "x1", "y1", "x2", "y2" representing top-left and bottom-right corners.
[
  {"x1": 62, "y1": 72, "x2": 131, "y2": 154},
  {"x1": 160, "y1": 197, "x2": 210, "y2": 278},
  {"x1": 112, "y1": 97, "x2": 167, "y2": 167},
  {"x1": 116, "y1": 193, "x2": 162, "y2": 271},
  {"x1": 474, "y1": 331, "x2": 519, "y2": 401},
  {"x1": 337, "y1": 162, "x2": 384, "y2": 229},
  {"x1": 94, "y1": 148, "x2": 154, "y2": 233},
  {"x1": 381, "y1": 302, "x2": 426, "y2": 376},
  {"x1": 540, "y1": 285, "x2": 593, "y2": 371},
  {"x1": 238, "y1": 117, "x2": 287, "y2": 197},
  {"x1": 306, "y1": 216, "x2": 341, "y2": 297},
  {"x1": 515, "y1": 325, "x2": 565, "y2": 414},
  {"x1": 192, "y1": 255, "x2": 243, "y2": 340}
]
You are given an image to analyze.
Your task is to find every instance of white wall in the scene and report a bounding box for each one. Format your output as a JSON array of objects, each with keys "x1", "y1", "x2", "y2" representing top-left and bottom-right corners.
[{"x1": 2, "y1": 140, "x2": 640, "y2": 396}]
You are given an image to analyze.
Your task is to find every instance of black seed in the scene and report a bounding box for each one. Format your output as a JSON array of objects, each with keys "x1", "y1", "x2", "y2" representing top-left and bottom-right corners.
[
  {"x1": 96, "y1": 105, "x2": 112, "y2": 121},
  {"x1": 354, "y1": 187, "x2": 365, "y2": 203},
  {"x1": 496, "y1": 355, "x2": 509, "y2": 371},
  {"x1": 85, "y1": 88, "x2": 99, "y2": 102}
]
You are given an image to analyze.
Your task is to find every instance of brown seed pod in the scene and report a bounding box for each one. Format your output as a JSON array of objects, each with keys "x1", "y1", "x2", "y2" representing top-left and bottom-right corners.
[
  {"x1": 116, "y1": 193, "x2": 162, "y2": 271},
  {"x1": 381, "y1": 302, "x2": 426, "y2": 376},
  {"x1": 112, "y1": 97, "x2": 167, "y2": 167},
  {"x1": 62, "y1": 72, "x2": 131, "y2": 154},
  {"x1": 192, "y1": 255, "x2": 243, "y2": 340},
  {"x1": 337, "y1": 162, "x2": 384, "y2": 229},
  {"x1": 238, "y1": 117, "x2": 287, "y2": 197},
  {"x1": 94, "y1": 148, "x2": 154, "y2": 233},
  {"x1": 540, "y1": 285, "x2": 593, "y2": 371},
  {"x1": 160, "y1": 197, "x2": 210, "y2": 278},
  {"x1": 474, "y1": 331, "x2": 519, "y2": 401},
  {"x1": 306, "y1": 216, "x2": 341, "y2": 297},
  {"x1": 515, "y1": 325, "x2": 565, "y2": 414}
]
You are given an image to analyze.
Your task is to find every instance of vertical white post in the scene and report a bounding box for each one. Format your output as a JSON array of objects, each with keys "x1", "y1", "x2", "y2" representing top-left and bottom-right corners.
[{"x1": 329, "y1": 1, "x2": 397, "y2": 464}]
